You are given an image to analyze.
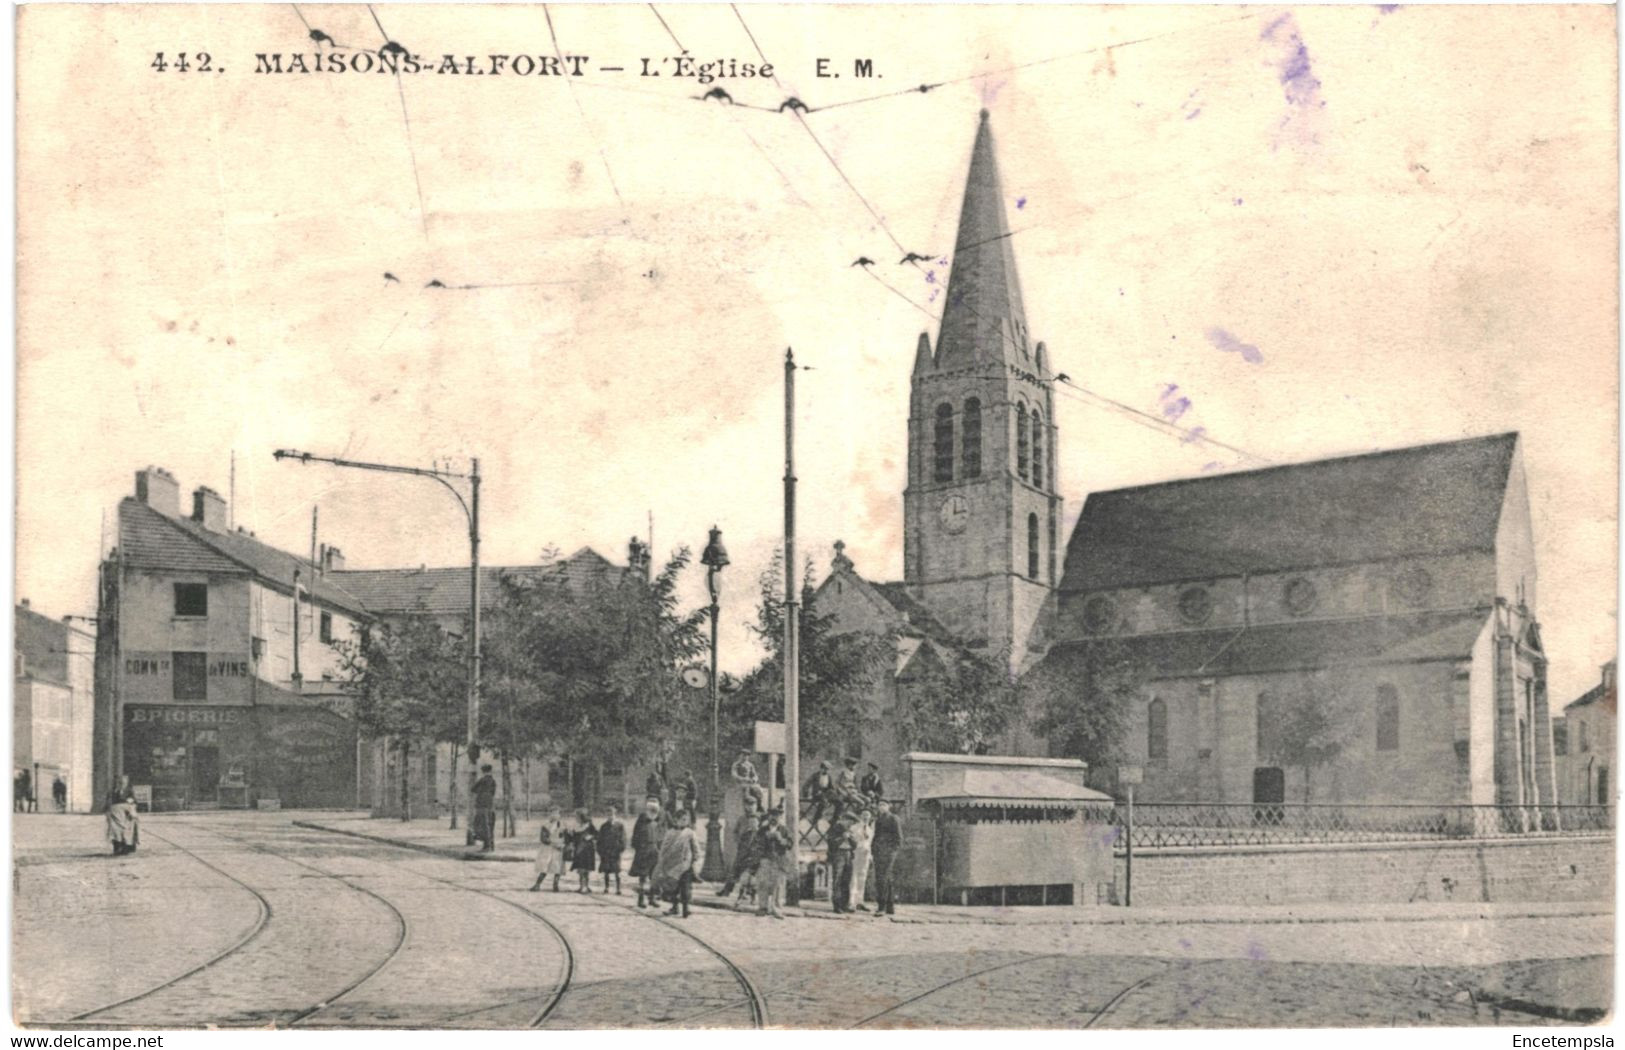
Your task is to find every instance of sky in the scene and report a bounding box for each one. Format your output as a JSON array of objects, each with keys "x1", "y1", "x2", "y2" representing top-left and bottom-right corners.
[{"x1": 15, "y1": 4, "x2": 1618, "y2": 702}]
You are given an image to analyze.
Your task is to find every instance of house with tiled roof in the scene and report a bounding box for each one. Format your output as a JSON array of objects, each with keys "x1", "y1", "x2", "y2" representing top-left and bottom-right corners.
[
  {"x1": 94, "y1": 466, "x2": 646, "y2": 815},
  {"x1": 95, "y1": 468, "x2": 372, "y2": 811},
  {"x1": 1555, "y1": 661, "x2": 1615, "y2": 806}
]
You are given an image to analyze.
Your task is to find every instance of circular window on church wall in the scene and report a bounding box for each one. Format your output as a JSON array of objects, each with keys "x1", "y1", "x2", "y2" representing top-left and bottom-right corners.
[
  {"x1": 1392, "y1": 566, "x2": 1433, "y2": 607},
  {"x1": 1283, "y1": 577, "x2": 1318, "y2": 616},
  {"x1": 1082, "y1": 595, "x2": 1114, "y2": 634},
  {"x1": 1178, "y1": 586, "x2": 1213, "y2": 625}
]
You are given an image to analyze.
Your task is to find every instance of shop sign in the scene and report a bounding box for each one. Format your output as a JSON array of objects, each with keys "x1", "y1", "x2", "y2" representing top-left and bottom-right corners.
[{"x1": 126, "y1": 706, "x2": 244, "y2": 725}]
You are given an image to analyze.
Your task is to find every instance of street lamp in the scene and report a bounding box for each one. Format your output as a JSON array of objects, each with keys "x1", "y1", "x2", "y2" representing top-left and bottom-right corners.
[
  {"x1": 273, "y1": 449, "x2": 481, "y2": 836},
  {"x1": 699, "y1": 525, "x2": 730, "y2": 882}
]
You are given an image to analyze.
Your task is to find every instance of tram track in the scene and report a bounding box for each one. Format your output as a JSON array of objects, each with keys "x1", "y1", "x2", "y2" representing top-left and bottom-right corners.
[
  {"x1": 67, "y1": 827, "x2": 274, "y2": 1023},
  {"x1": 295, "y1": 820, "x2": 764, "y2": 1028},
  {"x1": 239, "y1": 824, "x2": 575, "y2": 1028}
]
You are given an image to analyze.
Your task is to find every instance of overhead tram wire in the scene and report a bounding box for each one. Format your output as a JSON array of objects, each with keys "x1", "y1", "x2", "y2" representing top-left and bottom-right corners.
[
  {"x1": 803, "y1": 9, "x2": 1263, "y2": 116},
  {"x1": 648, "y1": 3, "x2": 690, "y2": 55},
  {"x1": 544, "y1": 4, "x2": 629, "y2": 211},
  {"x1": 730, "y1": 4, "x2": 910, "y2": 256},
  {"x1": 365, "y1": 4, "x2": 430, "y2": 238},
  {"x1": 856, "y1": 263, "x2": 1271, "y2": 466}
]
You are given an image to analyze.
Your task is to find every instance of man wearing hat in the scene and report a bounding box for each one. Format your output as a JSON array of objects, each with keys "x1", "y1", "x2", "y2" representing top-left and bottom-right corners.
[
  {"x1": 804, "y1": 760, "x2": 836, "y2": 828},
  {"x1": 860, "y1": 762, "x2": 884, "y2": 804},
  {"x1": 472, "y1": 764, "x2": 498, "y2": 852}
]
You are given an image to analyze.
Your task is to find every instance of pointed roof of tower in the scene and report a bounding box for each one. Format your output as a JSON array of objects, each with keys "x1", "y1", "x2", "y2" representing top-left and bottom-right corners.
[{"x1": 934, "y1": 110, "x2": 1030, "y2": 370}]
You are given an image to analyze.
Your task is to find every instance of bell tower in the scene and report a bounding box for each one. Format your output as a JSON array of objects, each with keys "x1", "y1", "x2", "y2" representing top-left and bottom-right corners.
[{"x1": 903, "y1": 110, "x2": 1061, "y2": 668}]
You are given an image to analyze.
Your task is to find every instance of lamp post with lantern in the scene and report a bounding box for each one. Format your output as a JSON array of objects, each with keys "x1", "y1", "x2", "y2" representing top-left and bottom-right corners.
[{"x1": 699, "y1": 525, "x2": 730, "y2": 882}]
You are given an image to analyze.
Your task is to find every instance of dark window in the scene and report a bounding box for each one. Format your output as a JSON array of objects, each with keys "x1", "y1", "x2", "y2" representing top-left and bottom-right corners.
[
  {"x1": 319, "y1": 611, "x2": 333, "y2": 644},
  {"x1": 1597, "y1": 767, "x2": 1610, "y2": 804},
  {"x1": 1016, "y1": 402, "x2": 1029, "y2": 481},
  {"x1": 174, "y1": 583, "x2": 208, "y2": 617},
  {"x1": 1031, "y1": 410, "x2": 1044, "y2": 489},
  {"x1": 962, "y1": 398, "x2": 982, "y2": 478},
  {"x1": 1027, "y1": 513, "x2": 1039, "y2": 579},
  {"x1": 1553, "y1": 723, "x2": 1568, "y2": 757},
  {"x1": 1147, "y1": 697, "x2": 1168, "y2": 760},
  {"x1": 1580, "y1": 720, "x2": 1590, "y2": 753},
  {"x1": 1376, "y1": 684, "x2": 1400, "y2": 752},
  {"x1": 172, "y1": 651, "x2": 207, "y2": 701},
  {"x1": 933, "y1": 403, "x2": 954, "y2": 482}
]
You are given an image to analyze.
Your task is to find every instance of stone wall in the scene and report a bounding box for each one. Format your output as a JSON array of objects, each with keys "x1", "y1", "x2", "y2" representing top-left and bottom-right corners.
[{"x1": 1110, "y1": 835, "x2": 1613, "y2": 906}]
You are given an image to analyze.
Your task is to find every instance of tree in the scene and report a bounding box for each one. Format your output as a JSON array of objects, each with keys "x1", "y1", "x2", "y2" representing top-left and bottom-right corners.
[
  {"x1": 1022, "y1": 638, "x2": 1146, "y2": 790},
  {"x1": 1260, "y1": 681, "x2": 1352, "y2": 803},
  {"x1": 480, "y1": 548, "x2": 710, "y2": 808},
  {"x1": 717, "y1": 553, "x2": 895, "y2": 768},
  {"x1": 892, "y1": 643, "x2": 1017, "y2": 756},
  {"x1": 332, "y1": 612, "x2": 465, "y2": 820}
]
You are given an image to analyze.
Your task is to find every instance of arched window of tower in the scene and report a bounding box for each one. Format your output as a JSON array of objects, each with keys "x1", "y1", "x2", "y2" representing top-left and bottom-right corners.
[
  {"x1": 1031, "y1": 409, "x2": 1044, "y2": 491},
  {"x1": 1016, "y1": 402, "x2": 1030, "y2": 481},
  {"x1": 933, "y1": 403, "x2": 955, "y2": 483},
  {"x1": 1027, "y1": 512, "x2": 1039, "y2": 579},
  {"x1": 962, "y1": 398, "x2": 982, "y2": 479}
]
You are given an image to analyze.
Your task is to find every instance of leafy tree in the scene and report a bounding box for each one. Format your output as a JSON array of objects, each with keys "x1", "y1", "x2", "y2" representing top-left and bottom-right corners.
[
  {"x1": 717, "y1": 553, "x2": 895, "y2": 769},
  {"x1": 1260, "y1": 679, "x2": 1352, "y2": 803},
  {"x1": 1022, "y1": 638, "x2": 1147, "y2": 790},
  {"x1": 480, "y1": 548, "x2": 710, "y2": 808},
  {"x1": 332, "y1": 612, "x2": 465, "y2": 820},
  {"x1": 892, "y1": 643, "x2": 1017, "y2": 756}
]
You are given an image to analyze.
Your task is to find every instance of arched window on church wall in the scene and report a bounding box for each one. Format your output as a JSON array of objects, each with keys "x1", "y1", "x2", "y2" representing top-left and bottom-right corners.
[
  {"x1": 962, "y1": 398, "x2": 982, "y2": 478},
  {"x1": 1016, "y1": 402, "x2": 1030, "y2": 481},
  {"x1": 1376, "y1": 685, "x2": 1400, "y2": 752},
  {"x1": 1148, "y1": 698, "x2": 1168, "y2": 761},
  {"x1": 1031, "y1": 410, "x2": 1044, "y2": 490},
  {"x1": 1256, "y1": 692, "x2": 1277, "y2": 761},
  {"x1": 1027, "y1": 513, "x2": 1039, "y2": 579},
  {"x1": 933, "y1": 403, "x2": 954, "y2": 482}
]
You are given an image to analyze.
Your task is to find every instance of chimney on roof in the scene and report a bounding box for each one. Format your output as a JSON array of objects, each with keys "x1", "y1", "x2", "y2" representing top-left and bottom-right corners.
[
  {"x1": 627, "y1": 536, "x2": 649, "y2": 579},
  {"x1": 192, "y1": 486, "x2": 227, "y2": 532},
  {"x1": 19, "y1": 598, "x2": 29, "y2": 610},
  {"x1": 324, "y1": 546, "x2": 346, "y2": 572},
  {"x1": 1603, "y1": 661, "x2": 1616, "y2": 692},
  {"x1": 135, "y1": 467, "x2": 180, "y2": 516}
]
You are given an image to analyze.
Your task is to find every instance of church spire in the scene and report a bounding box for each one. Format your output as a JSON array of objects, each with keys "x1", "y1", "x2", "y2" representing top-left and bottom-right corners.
[{"x1": 934, "y1": 109, "x2": 1031, "y2": 370}]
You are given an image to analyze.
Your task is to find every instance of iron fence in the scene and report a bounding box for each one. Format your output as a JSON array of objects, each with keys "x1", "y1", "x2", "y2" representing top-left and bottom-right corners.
[{"x1": 1110, "y1": 802, "x2": 1613, "y2": 850}]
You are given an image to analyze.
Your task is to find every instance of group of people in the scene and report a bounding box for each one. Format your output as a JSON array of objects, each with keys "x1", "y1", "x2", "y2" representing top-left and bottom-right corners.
[
  {"x1": 13, "y1": 770, "x2": 68, "y2": 813},
  {"x1": 803, "y1": 757, "x2": 884, "y2": 826},
  {"x1": 517, "y1": 753, "x2": 902, "y2": 918},
  {"x1": 529, "y1": 802, "x2": 629, "y2": 896}
]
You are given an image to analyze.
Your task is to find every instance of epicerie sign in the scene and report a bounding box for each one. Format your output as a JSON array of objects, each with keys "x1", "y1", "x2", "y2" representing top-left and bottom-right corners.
[{"x1": 126, "y1": 707, "x2": 244, "y2": 725}]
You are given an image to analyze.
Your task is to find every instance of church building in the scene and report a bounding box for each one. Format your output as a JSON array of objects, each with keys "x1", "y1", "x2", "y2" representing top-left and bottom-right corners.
[{"x1": 814, "y1": 110, "x2": 1556, "y2": 811}]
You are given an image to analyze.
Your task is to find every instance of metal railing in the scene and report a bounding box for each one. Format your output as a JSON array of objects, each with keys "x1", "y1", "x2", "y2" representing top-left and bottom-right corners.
[{"x1": 1111, "y1": 802, "x2": 1614, "y2": 850}]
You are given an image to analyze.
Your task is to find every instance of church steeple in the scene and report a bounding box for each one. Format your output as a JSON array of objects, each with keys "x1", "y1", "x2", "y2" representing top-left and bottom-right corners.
[
  {"x1": 902, "y1": 109, "x2": 1061, "y2": 674},
  {"x1": 934, "y1": 110, "x2": 1031, "y2": 370}
]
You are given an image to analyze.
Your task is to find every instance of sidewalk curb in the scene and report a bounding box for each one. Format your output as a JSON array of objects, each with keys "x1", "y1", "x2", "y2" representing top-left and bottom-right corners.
[
  {"x1": 290, "y1": 820, "x2": 1612, "y2": 928},
  {"x1": 292, "y1": 820, "x2": 530, "y2": 863}
]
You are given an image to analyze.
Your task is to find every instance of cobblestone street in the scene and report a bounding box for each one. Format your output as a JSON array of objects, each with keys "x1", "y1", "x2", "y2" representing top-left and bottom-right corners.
[{"x1": 12, "y1": 812, "x2": 1612, "y2": 1029}]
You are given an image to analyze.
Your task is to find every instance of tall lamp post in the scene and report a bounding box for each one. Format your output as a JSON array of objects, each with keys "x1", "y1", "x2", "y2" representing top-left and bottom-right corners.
[
  {"x1": 699, "y1": 525, "x2": 730, "y2": 882},
  {"x1": 272, "y1": 449, "x2": 481, "y2": 835}
]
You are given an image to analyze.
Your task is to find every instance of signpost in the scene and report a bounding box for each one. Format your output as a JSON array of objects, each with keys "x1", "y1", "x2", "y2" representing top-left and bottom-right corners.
[
  {"x1": 754, "y1": 720, "x2": 786, "y2": 811},
  {"x1": 1118, "y1": 764, "x2": 1143, "y2": 907}
]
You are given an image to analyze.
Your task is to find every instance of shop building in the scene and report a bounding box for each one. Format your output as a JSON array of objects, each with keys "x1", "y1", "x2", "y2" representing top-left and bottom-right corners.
[
  {"x1": 14, "y1": 601, "x2": 96, "y2": 811},
  {"x1": 95, "y1": 467, "x2": 369, "y2": 811}
]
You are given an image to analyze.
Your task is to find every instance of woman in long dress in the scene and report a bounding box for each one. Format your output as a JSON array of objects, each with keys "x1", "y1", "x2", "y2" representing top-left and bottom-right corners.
[
  {"x1": 105, "y1": 777, "x2": 139, "y2": 857},
  {"x1": 529, "y1": 807, "x2": 567, "y2": 892}
]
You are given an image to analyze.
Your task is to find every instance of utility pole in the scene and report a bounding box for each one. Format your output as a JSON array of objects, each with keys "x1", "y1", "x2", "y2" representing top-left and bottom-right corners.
[
  {"x1": 782, "y1": 348, "x2": 801, "y2": 905},
  {"x1": 273, "y1": 449, "x2": 481, "y2": 833}
]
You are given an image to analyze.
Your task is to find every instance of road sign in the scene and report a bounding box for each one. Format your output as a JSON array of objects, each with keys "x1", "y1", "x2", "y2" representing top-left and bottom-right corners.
[
  {"x1": 1118, "y1": 764, "x2": 1144, "y2": 786},
  {"x1": 754, "y1": 720, "x2": 786, "y2": 754}
]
